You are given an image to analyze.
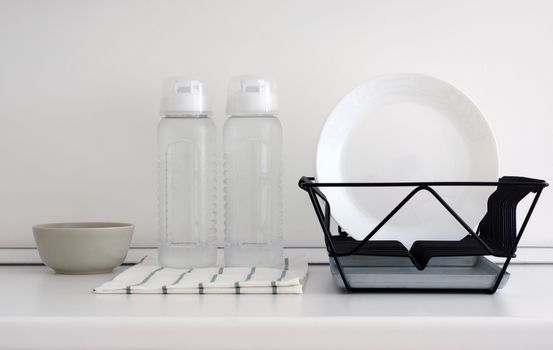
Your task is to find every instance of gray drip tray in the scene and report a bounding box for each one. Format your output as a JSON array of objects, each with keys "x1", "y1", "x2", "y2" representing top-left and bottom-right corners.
[{"x1": 329, "y1": 255, "x2": 509, "y2": 290}]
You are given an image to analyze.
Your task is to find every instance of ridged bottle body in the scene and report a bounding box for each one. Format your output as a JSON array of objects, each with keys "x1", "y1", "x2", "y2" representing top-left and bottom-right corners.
[
  {"x1": 158, "y1": 116, "x2": 216, "y2": 268},
  {"x1": 224, "y1": 115, "x2": 283, "y2": 267}
]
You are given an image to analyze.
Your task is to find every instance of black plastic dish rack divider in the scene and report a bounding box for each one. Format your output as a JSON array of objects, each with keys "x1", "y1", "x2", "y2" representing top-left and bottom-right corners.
[{"x1": 298, "y1": 176, "x2": 548, "y2": 294}]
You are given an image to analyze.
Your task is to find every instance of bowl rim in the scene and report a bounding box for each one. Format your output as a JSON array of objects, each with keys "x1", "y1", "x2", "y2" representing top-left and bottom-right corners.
[{"x1": 33, "y1": 222, "x2": 134, "y2": 230}]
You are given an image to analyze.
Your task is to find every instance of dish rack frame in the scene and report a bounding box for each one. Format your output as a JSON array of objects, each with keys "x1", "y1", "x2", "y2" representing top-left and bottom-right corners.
[{"x1": 298, "y1": 176, "x2": 548, "y2": 294}]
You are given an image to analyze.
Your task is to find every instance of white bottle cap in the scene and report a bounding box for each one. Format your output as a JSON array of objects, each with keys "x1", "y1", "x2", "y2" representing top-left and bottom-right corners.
[
  {"x1": 161, "y1": 77, "x2": 210, "y2": 116},
  {"x1": 226, "y1": 75, "x2": 278, "y2": 116}
]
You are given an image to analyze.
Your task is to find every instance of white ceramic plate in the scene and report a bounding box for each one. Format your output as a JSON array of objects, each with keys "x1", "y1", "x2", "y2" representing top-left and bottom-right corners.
[{"x1": 316, "y1": 73, "x2": 498, "y2": 246}]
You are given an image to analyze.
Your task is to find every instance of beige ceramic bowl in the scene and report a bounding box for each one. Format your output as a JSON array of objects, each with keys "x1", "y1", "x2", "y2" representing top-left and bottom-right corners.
[{"x1": 32, "y1": 222, "x2": 134, "y2": 274}]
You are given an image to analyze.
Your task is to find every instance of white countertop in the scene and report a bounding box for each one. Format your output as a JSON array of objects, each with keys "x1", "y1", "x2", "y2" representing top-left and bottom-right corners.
[{"x1": 1, "y1": 263, "x2": 553, "y2": 350}]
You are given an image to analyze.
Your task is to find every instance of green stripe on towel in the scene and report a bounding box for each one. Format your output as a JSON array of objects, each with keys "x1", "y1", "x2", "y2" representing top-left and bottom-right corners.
[
  {"x1": 277, "y1": 258, "x2": 289, "y2": 281},
  {"x1": 210, "y1": 267, "x2": 224, "y2": 282},
  {"x1": 245, "y1": 267, "x2": 256, "y2": 281},
  {"x1": 172, "y1": 268, "x2": 193, "y2": 285},
  {"x1": 161, "y1": 268, "x2": 192, "y2": 294},
  {"x1": 125, "y1": 267, "x2": 164, "y2": 294}
]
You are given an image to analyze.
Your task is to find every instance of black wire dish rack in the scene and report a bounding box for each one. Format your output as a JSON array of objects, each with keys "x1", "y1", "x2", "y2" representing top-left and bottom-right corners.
[{"x1": 299, "y1": 176, "x2": 548, "y2": 294}]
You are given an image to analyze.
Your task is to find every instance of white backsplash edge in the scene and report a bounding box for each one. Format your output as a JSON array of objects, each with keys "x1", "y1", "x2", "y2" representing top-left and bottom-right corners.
[{"x1": 1, "y1": 247, "x2": 553, "y2": 265}]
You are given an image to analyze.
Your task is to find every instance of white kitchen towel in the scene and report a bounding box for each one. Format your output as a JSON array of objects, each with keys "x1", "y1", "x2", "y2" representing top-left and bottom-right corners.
[{"x1": 94, "y1": 256, "x2": 307, "y2": 294}]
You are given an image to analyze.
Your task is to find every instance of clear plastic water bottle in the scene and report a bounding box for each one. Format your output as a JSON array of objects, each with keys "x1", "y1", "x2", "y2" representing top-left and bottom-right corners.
[
  {"x1": 158, "y1": 78, "x2": 217, "y2": 268},
  {"x1": 224, "y1": 76, "x2": 283, "y2": 267}
]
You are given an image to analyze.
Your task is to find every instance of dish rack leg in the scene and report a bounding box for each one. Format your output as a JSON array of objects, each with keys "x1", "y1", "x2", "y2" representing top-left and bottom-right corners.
[
  {"x1": 490, "y1": 257, "x2": 512, "y2": 294},
  {"x1": 331, "y1": 256, "x2": 352, "y2": 291}
]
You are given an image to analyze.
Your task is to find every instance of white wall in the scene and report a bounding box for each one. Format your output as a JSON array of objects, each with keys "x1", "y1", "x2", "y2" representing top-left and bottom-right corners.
[{"x1": 0, "y1": 0, "x2": 552, "y2": 248}]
